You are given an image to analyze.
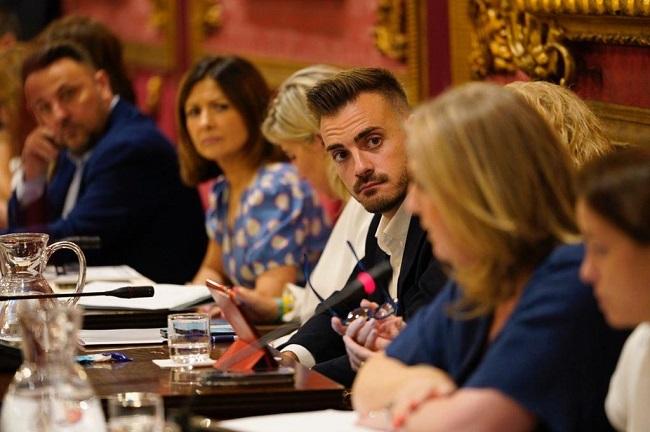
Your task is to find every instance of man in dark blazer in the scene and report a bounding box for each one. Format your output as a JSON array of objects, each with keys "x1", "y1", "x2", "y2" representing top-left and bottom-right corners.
[
  {"x1": 281, "y1": 68, "x2": 447, "y2": 387},
  {"x1": 5, "y1": 41, "x2": 206, "y2": 283}
]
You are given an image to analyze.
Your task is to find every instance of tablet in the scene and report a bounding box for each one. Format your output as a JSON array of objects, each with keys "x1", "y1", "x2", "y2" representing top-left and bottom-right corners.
[{"x1": 206, "y1": 282, "x2": 259, "y2": 344}]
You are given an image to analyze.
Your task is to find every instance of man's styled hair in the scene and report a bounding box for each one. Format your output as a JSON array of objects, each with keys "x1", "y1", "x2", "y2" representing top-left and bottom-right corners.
[
  {"x1": 21, "y1": 40, "x2": 95, "y2": 83},
  {"x1": 38, "y1": 15, "x2": 135, "y2": 103},
  {"x1": 306, "y1": 67, "x2": 409, "y2": 121}
]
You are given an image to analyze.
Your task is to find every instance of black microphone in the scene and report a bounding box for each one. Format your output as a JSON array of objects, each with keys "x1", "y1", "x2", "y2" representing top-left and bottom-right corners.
[
  {"x1": 0, "y1": 286, "x2": 155, "y2": 301},
  {"x1": 314, "y1": 260, "x2": 393, "y2": 316}
]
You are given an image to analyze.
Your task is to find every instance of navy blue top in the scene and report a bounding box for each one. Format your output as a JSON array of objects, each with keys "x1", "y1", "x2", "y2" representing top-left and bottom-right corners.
[{"x1": 387, "y1": 244, "x2": 628, "y2": 432}]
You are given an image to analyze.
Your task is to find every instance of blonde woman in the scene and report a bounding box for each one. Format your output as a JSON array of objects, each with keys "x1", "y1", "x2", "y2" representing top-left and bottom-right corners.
[
  {"x1": 233, "y1": 65, "x2": 374, "y2": 323},
  {"x1": 507, "y1": 80, "x2": 612, "y2": 166},
  {"x1": 263, "y1": 64, "x2": 348, "y2": 222},
  {"x1": 352, "y1": 82, "x2": 627, "y2": 431}
]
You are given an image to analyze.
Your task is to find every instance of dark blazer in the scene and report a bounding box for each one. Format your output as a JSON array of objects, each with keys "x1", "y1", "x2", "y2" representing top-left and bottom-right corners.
[
  {"x1": 7, "y1": 99, "x2": 207, "y2": 284},
  {"x1": 284, "y1": 212, "x2": 447, "y2": 386}
]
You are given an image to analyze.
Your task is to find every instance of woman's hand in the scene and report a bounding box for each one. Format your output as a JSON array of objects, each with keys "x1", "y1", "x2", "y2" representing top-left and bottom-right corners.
[
  {"x1": 197, "y1": 303, "x2": 223, "y2": 319},
  {"x1": 389, "y1": 368, "x2": 457, "y2": 429},
  {"x1": 231, "y1": 287, "x2": 279, "y2": 323}
]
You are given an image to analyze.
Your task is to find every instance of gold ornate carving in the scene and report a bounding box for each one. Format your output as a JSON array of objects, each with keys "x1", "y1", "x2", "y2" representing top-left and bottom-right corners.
[
  {"x1": 149, "y1": 0, "x2": 171, "y2": 31},
  {"x1": 513, "y1": 0, "x2": 650, "y2": 16},
  {"x1": 144, "y1": 75, "x2": 163, "y2": 117},
  {"x1": 375, "y1": 0, "x2": 408, "y2": 62},
  {"x1": 470, "y1": 0, "x2": 575, "y2": 85},
  {"x1": 198, "y1": 0, "x2": 223, "y2": 35},
  {"x1": 469, "y1": 0, "x2": 517, "y2": 78}
]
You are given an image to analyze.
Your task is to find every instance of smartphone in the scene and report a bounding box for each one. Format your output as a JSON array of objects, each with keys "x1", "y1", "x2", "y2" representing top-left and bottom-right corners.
[
  {"x1": 206, "y1": 279, "x2": 232, "y2": 296},
  {"x1": 202, "y1": 367, "x2": 295, "y2": 386}
]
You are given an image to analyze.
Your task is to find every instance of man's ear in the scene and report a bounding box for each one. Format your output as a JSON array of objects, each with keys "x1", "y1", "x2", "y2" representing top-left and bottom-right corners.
[{"x1": 93, "y1": 69, "x2": 114, "y2": 101}]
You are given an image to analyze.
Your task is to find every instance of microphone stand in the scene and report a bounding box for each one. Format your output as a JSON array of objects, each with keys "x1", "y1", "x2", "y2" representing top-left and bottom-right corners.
[{"x1": 0, "y1": 286, "x2": 155, "y2": 301}]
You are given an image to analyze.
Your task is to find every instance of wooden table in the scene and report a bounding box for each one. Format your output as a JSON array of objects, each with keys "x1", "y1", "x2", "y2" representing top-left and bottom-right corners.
[{"x1": 0, "y1": 343, "x2": 346, "y2": 421}]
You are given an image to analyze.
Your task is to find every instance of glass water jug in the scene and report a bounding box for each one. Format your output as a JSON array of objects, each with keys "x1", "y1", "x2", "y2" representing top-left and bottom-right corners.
[
  {"x1": 0, "y1": 303, "x2": 106, "y2": 431},
  {"x1": 0, "y1": 233, "x2": 86, "y2": 341}
]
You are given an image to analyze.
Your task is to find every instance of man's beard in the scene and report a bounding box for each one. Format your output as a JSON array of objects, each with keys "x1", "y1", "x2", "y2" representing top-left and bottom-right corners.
[
  {"x1": 352, "y1": 171, "x2": 408, "y2": 214},
  {"x1": 62, "y1": 126, "x2": 101, "y2": 156}
]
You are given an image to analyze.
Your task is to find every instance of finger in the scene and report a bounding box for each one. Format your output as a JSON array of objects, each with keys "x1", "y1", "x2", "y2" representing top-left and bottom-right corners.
[
  {"x1": 343, "y1": 334, "x2": 372, "y2": 367},
  {"x1": 355, "y1": 318, "x2": 376, "y2": 345},
  {"x1": 391, "y1": 385, "x2": 435, "y2": 429},
  {"x1": 207, "y1": 305, "x2": 223, "y2": 319},
  {"x1": 331, "y1": 316, "x2": 347, "y2": 335},
  {"x1": 359, "y1": 299, "x2": 379, "y2": 311},
  {"x1": 343, "y1": 336, "x2": 364, "y2": 371},
  {"x1": 197, "y1": 303, "x2": 214, "y2": 314},
  {"x1": 364, "y1": 328, "x2": 378, "y2": 350},
  {"x1": 374, "y1": 335, "x2": 393, "y2": 350},
  {"x1": 344, "y1": 316, "x2": 367, "y2": 338}
]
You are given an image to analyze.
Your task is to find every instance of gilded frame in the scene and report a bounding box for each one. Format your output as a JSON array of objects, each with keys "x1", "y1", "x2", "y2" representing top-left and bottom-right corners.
[
  {"x1": 450, "y1": 0, "x2": 650, "y2": 86},
  {"x1": 121, "y1": 0, "x2": 179, "y2": 71},
  {"x1": 449, "y1": 0, "x2": 650, "y2": 146},
  {"x1": 187, "y1": 0, "x2": 429, "y2": 103}
]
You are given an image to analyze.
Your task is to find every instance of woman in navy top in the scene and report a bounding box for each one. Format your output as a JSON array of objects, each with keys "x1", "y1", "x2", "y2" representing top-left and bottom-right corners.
[
  {"x1": 176, "y1": 56, "x2": 329, "y2": 320},
  {"x1": 352, "y1": 82, "x2": 627, "y2": 431}
]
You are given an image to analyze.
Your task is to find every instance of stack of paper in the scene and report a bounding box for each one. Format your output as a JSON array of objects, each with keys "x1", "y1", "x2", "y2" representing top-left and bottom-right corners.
[
  {"x1": 77, "y1": 282, "x2": 211, "y2": 310},
  {"x1": 46, "y1": 265, "x2": 152, "y2": 288},
  {"x1": 218, "y1": 410, "x2": 369, "y2": 432}
]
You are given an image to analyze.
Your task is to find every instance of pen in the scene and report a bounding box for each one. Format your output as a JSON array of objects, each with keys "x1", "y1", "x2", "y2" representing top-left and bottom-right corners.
[{"x1": 212, "y1": 334, "x2": 236, "y2": 343}]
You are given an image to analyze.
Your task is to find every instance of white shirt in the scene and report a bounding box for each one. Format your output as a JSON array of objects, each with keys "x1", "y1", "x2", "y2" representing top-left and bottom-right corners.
[
  {"x1": 606, "y1": 323, "x2": 650, "y2": 432},
  {"x1": 284, "y1": 201, "x2": 411, "y2": 368},
  {"x1": 375, "y1": 201, "x2": 410, "y2": 301},
  {"x1": 288, "y1": 199, "x2": 374, "y2": 325}
]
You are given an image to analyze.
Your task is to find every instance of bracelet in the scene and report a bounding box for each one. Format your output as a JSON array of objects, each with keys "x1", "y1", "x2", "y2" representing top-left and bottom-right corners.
[{"x1": 275, "y1": 297, "x2": 284, "y2": 322}]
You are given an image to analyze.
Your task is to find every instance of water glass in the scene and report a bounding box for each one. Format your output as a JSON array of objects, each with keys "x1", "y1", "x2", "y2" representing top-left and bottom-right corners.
[
  {"x1": 107, "y1": 392, "x2": 164, "y2": 432},
  {"x1": 167, "y1": 313, "x2": 211, "y2": 364}
]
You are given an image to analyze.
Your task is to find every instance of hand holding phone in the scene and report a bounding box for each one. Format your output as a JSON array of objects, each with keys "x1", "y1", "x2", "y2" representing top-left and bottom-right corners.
[{"x1": 206, "y1": 279, "x2": 232, "y2": 296}]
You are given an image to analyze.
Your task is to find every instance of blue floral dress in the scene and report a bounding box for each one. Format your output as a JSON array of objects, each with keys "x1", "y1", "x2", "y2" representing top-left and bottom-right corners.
[{"x1": 206, "y1": 163, "x2": 330, "y2": 288}]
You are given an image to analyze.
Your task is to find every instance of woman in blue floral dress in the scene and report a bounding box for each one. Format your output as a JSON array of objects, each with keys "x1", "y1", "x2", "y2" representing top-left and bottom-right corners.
[{"x1": 176, "y1": 56, "x2": 330, "y2": 320}]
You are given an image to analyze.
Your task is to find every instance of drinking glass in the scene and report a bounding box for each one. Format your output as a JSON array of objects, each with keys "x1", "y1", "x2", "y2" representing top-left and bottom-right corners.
[
  {"x1": 107, "y1": 392, "x2": 164, "y2": 432},
  {"x1": 167, "y1": 313, "x2": 211, "y2": 364}
]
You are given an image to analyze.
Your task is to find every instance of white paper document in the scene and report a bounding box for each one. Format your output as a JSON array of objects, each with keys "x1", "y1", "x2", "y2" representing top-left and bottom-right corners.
[
  {"x1": 218, "y1": 410, "x2": 373, "y2": 432},
  {"x1": 77, "y1": 282, "x2": 211, "y2": 310},
  {"x1": 152, "y1": 358, "x2": 216, "y2": 368},
  {"x1": 46, "y1": 265, "x2": 151, "y2": 287},
  {"x1": 78, "y1": 328, "x2": 164, "y2": 346}
]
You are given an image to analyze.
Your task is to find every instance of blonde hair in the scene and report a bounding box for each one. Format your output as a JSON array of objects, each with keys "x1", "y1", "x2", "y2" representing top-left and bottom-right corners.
[
  {"x1": 407, "y1": 82, "x2": 580, "y2": 315},
  {"x1": 262, "y1": 65, "x2": 348, "y2": 200},
  {"x1": 506, "y1": 81, "x2": 612, "y2": 166}
]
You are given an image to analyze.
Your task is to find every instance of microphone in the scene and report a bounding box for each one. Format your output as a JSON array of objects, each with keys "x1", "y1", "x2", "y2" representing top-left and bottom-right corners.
[
  {"x1": 0, "y1": 286, "x2": 155, "y2": 301},
  {"x1": 314, "y1": 260, "x2": 392, "y2": 316}
]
